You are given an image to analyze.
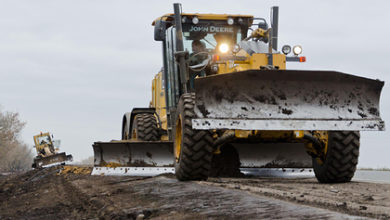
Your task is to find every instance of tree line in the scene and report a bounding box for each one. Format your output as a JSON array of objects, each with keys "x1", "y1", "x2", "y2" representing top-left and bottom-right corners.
[{"x1": 0, "y1": 107, "x2": 33, "y2": 172}]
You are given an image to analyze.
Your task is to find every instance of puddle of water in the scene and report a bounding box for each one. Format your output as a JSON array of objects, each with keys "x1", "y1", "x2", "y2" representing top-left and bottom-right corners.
[
  {"x1": 241, "y1": 168, "x2": 390, "y2": 183},
  {"x1": 353, "y1": 170, "x2": 390, "y2": 183}
]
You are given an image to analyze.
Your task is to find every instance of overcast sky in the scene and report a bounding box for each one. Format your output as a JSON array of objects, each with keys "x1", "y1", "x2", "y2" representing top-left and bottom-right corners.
[{"x1": 0, "y1": 0, "x2": 389, "y2": 168}]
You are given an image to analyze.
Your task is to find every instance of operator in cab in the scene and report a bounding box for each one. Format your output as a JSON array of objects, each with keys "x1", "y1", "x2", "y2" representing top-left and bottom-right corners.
[
  {"x1": 189, "y1": 40, "x2": 208, "y2": 66},
  {"x1": 188, "y1": 39, "x2": 209, "y2": 89}
]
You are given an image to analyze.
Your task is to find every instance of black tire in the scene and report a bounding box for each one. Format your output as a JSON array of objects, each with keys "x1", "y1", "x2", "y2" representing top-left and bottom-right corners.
[
  {"x1": 209, "y1": 144, "x2": 243, "y2": 177},
  {"x1": 313, "y1": 131, "x2": 360, "y2": 183},
  {"x1": 131, "y1": 113, "x2": 159, "y2": 141},
  {"x1": 174, "y1": 93, "x2": 214, "y2": 181}
]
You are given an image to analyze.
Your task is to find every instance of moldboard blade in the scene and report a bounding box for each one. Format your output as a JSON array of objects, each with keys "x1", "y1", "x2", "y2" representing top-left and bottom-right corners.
[{"x1": 193, "y1": 70, "x2": 385, "y2": 131}]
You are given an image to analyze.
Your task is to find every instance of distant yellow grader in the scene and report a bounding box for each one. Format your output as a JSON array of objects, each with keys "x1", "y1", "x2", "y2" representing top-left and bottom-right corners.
[
  {"x1": 32, "y1": 132, "x2": 73, "y2": 168},
  {"x1": 93, "y1": 4, "x2": 384, "y2": 183}
]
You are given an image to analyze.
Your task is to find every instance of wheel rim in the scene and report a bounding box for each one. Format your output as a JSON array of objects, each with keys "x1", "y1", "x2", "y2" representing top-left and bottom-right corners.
[
  {"x1": 174, "y1": 115, "x2": 182, "y2": 163},
  {"x1": 131, "y1": 129, "x2": 137, "y2": 140},
  {"x1": 314, "y1": 131, "x2": 329, "y2": 165}
]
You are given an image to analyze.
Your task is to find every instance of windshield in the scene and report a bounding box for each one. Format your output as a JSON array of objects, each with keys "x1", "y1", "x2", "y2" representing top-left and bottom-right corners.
[
  {"x1": 38, "y1": 135, "x2": 51, "y2": 145},
  {"x1": 182, "y1": 23, "x2": 243, "y2": 53}
]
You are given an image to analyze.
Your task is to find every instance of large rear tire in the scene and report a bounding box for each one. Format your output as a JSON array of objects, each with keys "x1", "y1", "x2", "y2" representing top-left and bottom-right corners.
[
  {"x1": 313, "y1": 131, "x2": 360, "y2": 183},
  {"x1": 174, "y1": 93, "x2": 214, "y2": 181},
  {"x1": 131, "y1": 113, "x2": 159, "y2": 141}
]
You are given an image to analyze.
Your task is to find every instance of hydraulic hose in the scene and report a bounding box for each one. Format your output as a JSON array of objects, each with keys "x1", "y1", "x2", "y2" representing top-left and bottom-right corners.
[{"x1": 303, "y1": 134, "x2": 324, "y2": 158}]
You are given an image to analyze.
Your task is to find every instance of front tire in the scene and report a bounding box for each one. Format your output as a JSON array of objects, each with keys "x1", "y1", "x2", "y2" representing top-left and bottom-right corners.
[
  {"x1": 131, "y1": 113, "x2": 159, "y2": 141},
  {"x1": 174, "y1": 93, "x2": 214, "y2": 181},
  {"x1": 313, "y1": 131, "x2": 360, "y2": 183}
]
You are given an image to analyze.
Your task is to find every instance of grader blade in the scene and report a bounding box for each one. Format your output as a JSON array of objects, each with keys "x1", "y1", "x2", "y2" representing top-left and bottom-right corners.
[
  {"x1": 32, "y1": 152, "x2": 73, "y2": 168},
  {"x1": 231, "y1": 143, "x2": 311, "y2": 168},
  {"x1": 193, "y1": 70, "x2": 385, "y2": 131},
  {"x1": 92, "y1": 140, "x2": 174, "y2": 175},
  {"x1": 91, "y1": 140, "x2": 312, "y2": 176}
]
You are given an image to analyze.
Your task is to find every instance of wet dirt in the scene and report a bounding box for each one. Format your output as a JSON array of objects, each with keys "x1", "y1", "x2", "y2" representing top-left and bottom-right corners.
[
  {"x1": 204, "y1": 177, "x2": 390, "y2": 219},
  {"x1": 0, "y1": 166, "x2": 389, "y2": 219}
]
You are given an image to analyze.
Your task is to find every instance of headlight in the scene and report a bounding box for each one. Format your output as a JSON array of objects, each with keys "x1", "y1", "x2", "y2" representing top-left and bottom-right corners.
[
  {"x1": 181, "y1": 16, "x2": 187, "y2": 23},
  {"x1": 293, "y1": 45, "x2": 302, "y2": 55},
  {"x1": 218, "y1": 43, "x2": 229, "y2": 53},
  {"x1": 211, "y1": 65, "x2": 219, "y2": 73},
  {"x1": 232, "y1": 44, "x2": 240, "y2": 53},
  {"x1": 282, "y1": 45, "x2": 291, "y2": 55},
  {"x1": 192, "y1": 16, "x2": 199, "y2": 24},
  {"x1": 227, "y1": 17, "x2": 234, "y2": 25}
]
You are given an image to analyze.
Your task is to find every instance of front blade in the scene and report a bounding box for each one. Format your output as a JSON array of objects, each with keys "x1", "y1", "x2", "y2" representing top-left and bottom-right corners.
[
  {"x1": 232, "y1": 143, "x2": 311, "y2": 168},
  {"x1": 93, "y1": 140, "x2": 174, "y2": 167},
  {"x1": 33, "y1": 152, "x2": 72, "y2": 168},
  {"x1": 193, "y1": 70, "x2": 385, "y2": 131},
  {"x1": 91, "y1": 167, "x2": 175, "y2": 176}
]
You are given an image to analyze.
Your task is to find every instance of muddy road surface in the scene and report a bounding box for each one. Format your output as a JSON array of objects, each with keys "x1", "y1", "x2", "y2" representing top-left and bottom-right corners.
[{"x1": 0, "y1": 166, "x2": 389, "y2": 219}]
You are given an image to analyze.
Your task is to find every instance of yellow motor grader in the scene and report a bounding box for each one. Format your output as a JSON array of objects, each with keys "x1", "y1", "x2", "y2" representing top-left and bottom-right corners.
[
  {"x1": 32, "y1": 132, "x2": 73, "y2": 168},
  {"x1": 93, "y1": 4, "x2": 385, "y2": 183}
]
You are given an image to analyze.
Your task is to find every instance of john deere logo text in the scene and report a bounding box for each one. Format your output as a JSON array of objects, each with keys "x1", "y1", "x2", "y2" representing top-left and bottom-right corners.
[{"x1": 189, "y1": 26, "x2": 233, "y2": 33}]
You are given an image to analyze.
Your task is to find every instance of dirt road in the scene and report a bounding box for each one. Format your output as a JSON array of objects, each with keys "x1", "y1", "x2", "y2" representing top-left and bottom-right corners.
[{"x1": 0, "y1": 166, "x2": 389, "y2": 219}]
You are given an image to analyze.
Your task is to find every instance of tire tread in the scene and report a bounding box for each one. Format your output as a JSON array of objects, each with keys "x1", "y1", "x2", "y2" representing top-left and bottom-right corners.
[
  {"x1": 175, "y1": 93, "x2": 214, "y2": 181},
  {"x1": 132, "y1": 113, "x2": 159, "y2": 141},
  {"x1": 314, "y1": 131, "x2": 360, "y2": 183}
]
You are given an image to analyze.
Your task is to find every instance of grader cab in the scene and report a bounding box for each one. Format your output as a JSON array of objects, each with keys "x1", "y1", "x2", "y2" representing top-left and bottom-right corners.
[{"x1": 92, "y1": 4, "x2": 384, "y2": 183}]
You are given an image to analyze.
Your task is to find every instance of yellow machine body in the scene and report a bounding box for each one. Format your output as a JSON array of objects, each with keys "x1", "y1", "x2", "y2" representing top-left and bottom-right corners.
[
  {"x1": 33, "y1": 132, "x2": 57, "y2": 157},
  {"x1": 214, "y1": 53, "x2": 286, "y2": 74},
  {"x1": 149, "y1": 50, "x2": 325, "y2": 163},
  {"x1": 151, "y1": 71, "x2": 169, "y2": 140},
  {"x1": 149, "y1": 13, "x2": 316, "y2": 156},
  {"x1": 92, "y1": 5, "x2": 384, "y2": 182}
]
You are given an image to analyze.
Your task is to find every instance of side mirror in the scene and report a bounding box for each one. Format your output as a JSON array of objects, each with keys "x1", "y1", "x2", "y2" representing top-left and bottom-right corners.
[
  {"x1": 154, "y1": 20, "x2": 167, "y2": 41},
  {"x1": 52, "y1": 140, "x2": 61, "y2": 148}
]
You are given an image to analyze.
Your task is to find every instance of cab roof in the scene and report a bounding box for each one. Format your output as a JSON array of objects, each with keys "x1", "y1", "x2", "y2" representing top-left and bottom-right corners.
[{"x1": 152, "y1": 13, "x2": 254, "y2": 26}]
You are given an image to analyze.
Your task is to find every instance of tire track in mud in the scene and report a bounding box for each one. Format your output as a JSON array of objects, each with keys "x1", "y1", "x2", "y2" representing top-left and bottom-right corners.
[
  {"x1": 57, "y1": 173, "x2": 145, "y2": 219},
  {"x1": 0, "y1": 167, "x2": 105, "y2": 219},
  {"x1": 71, "y1": 175, "x2": 370, "y2": 219},
  {"x1": 200, "y1": 177, "x2": 390, "y2": 219},
  {"x1": 2, "y1": 167, "x2": 389, "y2": 219},
  {"x1": 140, "y1": 176, "x2": 369, "y2": 219},
  {"x1": 68, "y1": 175, "x2": 166, "y2": 219},
  {"x1": 54, "y1": 175, "x2": 101, "y2": 218},
  {"x1": 24, "y1": 174, "x2": 86, "y2": 219},
  {"x1": 58, "y1": 174, "x2": 365, "y2": 219}
]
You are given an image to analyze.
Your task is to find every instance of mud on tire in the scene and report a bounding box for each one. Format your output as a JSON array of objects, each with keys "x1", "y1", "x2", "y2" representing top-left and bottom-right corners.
[
  {"x1": 131, "y1": 113, "x2": 159, "y2": 141},
  {"x1": 313, "y1": 131, "x2": 360, "y2": 183},
  {"x1": 174, "y1": 93, "x2": 214, "y2": 181}
]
